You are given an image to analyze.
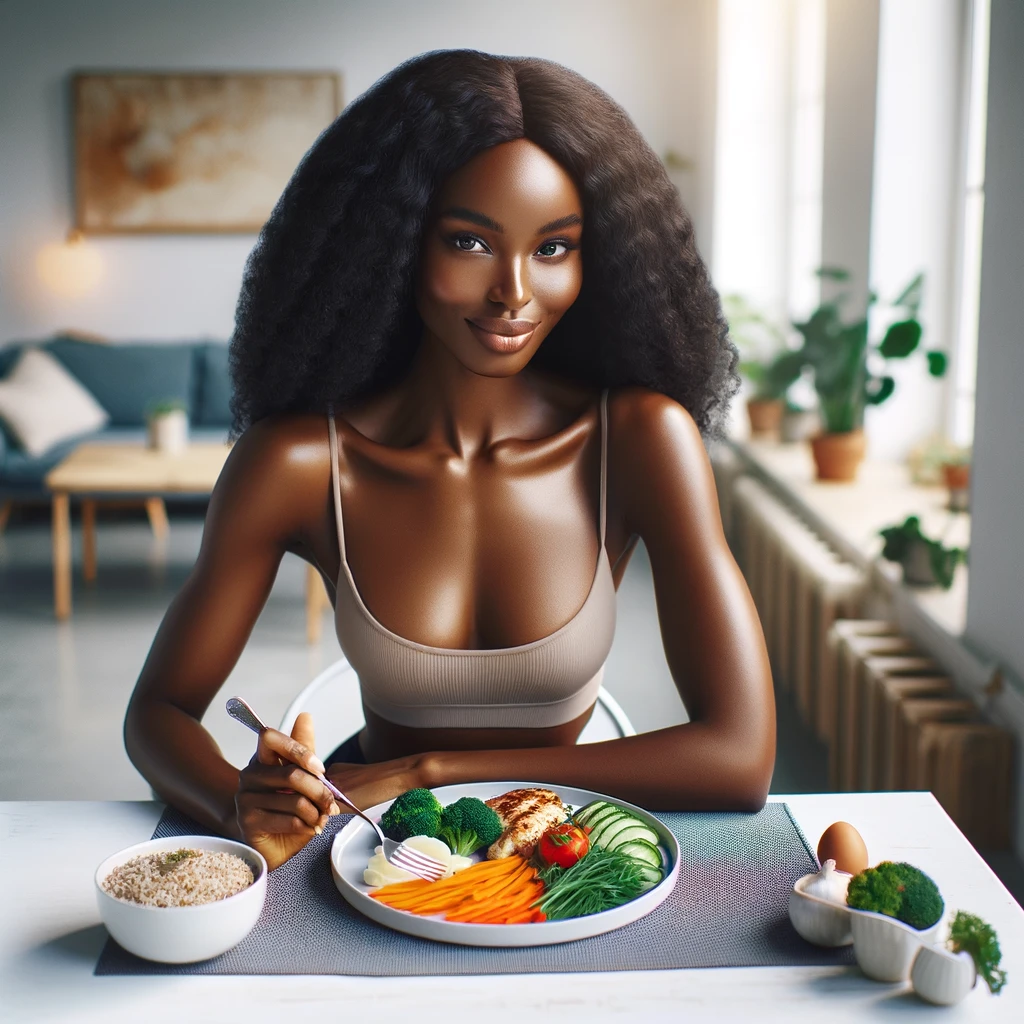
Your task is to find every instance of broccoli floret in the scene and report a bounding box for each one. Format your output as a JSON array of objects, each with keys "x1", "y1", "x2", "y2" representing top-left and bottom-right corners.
[
  {"x1": 846, "y1": 861, "x2": 944, "y2": 930},
  {"x1": 437, "y1": 797, "x2": 503, "y2": 857},
  {"x1": 379, "y1": 788, "x2": 443, "y2": 841}
]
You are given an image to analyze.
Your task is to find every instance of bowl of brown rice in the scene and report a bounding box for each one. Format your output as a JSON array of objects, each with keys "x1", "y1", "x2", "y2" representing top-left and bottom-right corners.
[{"x1": 94, "y1": 835, "x2": 267, "y2": 963}]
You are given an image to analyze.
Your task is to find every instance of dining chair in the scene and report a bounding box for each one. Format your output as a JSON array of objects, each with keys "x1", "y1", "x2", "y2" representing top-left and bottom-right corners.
[{"x1": 279, "y1": 655, "x2": 637, "y2": 759}]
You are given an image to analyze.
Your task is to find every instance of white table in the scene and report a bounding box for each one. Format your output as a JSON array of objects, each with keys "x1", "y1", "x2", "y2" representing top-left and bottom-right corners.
[{"x1": 2, "y1": 794, "x2": 1022, "y2": 1023}]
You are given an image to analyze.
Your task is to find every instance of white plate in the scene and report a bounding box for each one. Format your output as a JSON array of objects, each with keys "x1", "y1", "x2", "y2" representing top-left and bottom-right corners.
[{"x1": 330, "y1": 781, "x2": 680, "y2": 947}]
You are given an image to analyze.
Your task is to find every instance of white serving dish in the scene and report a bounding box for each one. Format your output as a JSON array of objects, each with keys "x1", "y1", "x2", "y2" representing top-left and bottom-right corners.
[
  {"x1": 912, "y1": 943, "x2": 977, "y2": 1006},
  {"x1": 95, "y1": 835, "x2": 267, "y2": 963},
  {"x1": 849, "y1": 907, "x2": 942, "y2": 982},
  {"x1": 788, "y1": 872, "x2": 853, "y2": 946},
  {"x1": 331, "y1": 781, "x2": 680, "y2": 947}
]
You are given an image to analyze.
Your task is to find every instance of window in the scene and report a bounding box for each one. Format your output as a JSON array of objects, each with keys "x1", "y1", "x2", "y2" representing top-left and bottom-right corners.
[{"x1": 949, "y1": 0, "x2": 991, "y2": 447}]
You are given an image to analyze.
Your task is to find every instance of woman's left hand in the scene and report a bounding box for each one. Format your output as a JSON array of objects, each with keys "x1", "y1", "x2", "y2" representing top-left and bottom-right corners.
[{"x1": 325, "y1": 753, "x2": 430, "y2": 812}]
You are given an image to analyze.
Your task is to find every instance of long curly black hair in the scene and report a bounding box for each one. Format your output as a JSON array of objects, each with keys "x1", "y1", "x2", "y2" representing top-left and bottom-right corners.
[{"x1": 230, "y1": 49, "x2": 738, "y2": 439}]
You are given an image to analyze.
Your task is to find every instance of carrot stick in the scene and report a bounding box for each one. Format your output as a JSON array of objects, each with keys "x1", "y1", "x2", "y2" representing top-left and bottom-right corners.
[
  {"x1": 375, "y1": 864, "x2": 529, "y2": 907},
  {"x1": 444, "y1": 885, "x2": 543, "y2": 923},
  {"x1": 369, "y1": 858, "x2": 521, "y2": 900}
]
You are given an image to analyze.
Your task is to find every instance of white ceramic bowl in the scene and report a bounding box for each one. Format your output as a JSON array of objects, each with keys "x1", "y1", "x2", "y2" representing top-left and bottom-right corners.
[
  {"x1": 849, "y1": 907, "x2": 942, "y2": 982},
  {"x1": 788, "y1": 872, "x2": 853, "y2": 947},
  {"x1": 912, "y1": 944, "x2": 977, "y2": 1006},
  {"x1": 95, "y1": 835, "x2": 267, "y2": 963}
]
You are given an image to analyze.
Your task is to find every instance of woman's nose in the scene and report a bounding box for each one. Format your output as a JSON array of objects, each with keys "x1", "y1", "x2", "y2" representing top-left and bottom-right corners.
[{"x1": 488, "y1": 254, "x2": 531, "y2": 312}]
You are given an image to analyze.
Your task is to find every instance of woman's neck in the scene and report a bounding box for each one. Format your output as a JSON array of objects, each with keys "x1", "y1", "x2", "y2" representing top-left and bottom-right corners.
[{"x1": 406, "y1": 330, "x2": 540, "y2": 459}]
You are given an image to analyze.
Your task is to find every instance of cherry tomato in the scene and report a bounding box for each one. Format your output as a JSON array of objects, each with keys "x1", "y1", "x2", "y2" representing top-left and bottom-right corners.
[{"x1": 537, "y1": 822, "x2": 590, "y2": 869}]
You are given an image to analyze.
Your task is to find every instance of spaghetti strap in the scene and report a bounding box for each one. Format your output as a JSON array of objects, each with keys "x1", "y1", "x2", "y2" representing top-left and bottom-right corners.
[
  {"x1": 599, "y1": 388, "x2": 609, "y2": 545},
  {"x1": 326, "y1": 405, "x2": 346, "y2": 562}
]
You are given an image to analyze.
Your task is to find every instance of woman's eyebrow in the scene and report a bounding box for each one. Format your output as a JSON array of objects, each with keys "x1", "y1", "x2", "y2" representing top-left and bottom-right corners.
[{"x1": 439, "y1": 207, "x2": 583, "y2": 235}]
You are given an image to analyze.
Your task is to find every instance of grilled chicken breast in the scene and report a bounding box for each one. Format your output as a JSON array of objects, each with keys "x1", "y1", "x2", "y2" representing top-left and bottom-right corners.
[{"x1": 485, "y1": 788, "x2": 566, "y2": 859}]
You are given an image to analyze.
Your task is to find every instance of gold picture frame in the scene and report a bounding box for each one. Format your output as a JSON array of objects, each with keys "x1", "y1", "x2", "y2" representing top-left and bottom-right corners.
[{"x1": 74, "y1": 71, "x2": 342, "y2": 234}]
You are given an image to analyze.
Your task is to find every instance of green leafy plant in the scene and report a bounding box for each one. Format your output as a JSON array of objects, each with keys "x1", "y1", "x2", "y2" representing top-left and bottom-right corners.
[
  {"x1": 879, "y1": 516, "x2": 966, "y2": 589},
  {"x1": 724, "y1": 294, "x2": 804, "y2": 402},
  {"x1": 846, "y1": 861, "x2": 944, "y2": 929},
  {"x1": 146, "y1": 398, "x2": 187, "y2": 418},
  {"x1": 793, "y1": 268, "x2": 947, "y2": 434},
  {"x1": 948, "y1": 910, "x2": 1007, "y2": 994}
]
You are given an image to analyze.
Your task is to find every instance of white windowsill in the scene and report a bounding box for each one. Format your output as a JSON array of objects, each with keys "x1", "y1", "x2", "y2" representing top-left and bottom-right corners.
[{"x1": 724, "y1": 437, "x2": 970, "y2": 638}]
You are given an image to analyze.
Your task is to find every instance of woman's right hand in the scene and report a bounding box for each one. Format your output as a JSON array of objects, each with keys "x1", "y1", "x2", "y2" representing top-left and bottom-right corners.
[{"x1": 235, "y1": 712, "x2": 341, "y2": 870}]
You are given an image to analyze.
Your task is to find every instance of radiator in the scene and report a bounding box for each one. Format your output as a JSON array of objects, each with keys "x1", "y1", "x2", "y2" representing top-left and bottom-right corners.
[
  {"x1": 828, "y1": 618, "x2": 1014, "y2": 849},
  {"x1": 731, "y1": 476, "x2": 865, "y2": 730},
  {"x1": 719, "y1": 465, "x2": 1016, "y2": 850}
]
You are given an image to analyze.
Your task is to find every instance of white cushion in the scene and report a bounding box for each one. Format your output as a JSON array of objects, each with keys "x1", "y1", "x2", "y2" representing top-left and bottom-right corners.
[{"x1": 0, "y1": 347, "x2": 109, "y2": 456}]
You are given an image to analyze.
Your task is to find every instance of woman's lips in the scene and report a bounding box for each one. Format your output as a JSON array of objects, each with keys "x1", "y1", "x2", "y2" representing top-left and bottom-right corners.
[{"x1": 466, "y1": 317, "x2": 538, "y2": 355}]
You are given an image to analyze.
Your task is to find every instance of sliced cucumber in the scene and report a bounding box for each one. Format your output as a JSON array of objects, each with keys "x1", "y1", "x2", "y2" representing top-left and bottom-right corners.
[
  {"x1": 574, "y1": 800, "x2": 613, "y2": 826},
  {"x1": 634, "y1": 861, "x2": 663, "y2": 891},
  {"x1": 582, "y1": 806, "x2": 629, "y2": 835},
  {"x1": 589, "y1": 808, "x2": 658, "y2": 846},
  {"x1": 590, "y1": 814, "x2": 646, "y2": 846},
  {"x1": 614, "y1": 838, "x2": 662, "y2": 868},
  {"x1": 601, "y1": 823, "x2": 660, "y2": 850}
]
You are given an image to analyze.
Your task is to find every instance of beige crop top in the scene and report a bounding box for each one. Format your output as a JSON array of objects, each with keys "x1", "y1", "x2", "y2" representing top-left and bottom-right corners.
[{"x1": 327, "y1": 390, "x2": 617, "y2": 729}]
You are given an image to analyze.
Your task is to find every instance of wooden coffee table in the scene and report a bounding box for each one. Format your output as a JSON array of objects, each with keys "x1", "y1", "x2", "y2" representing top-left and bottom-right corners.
[
  {"x1": 44, "y1": 442, "x2": 231, "y2": 620},
  {"x1": 43, "y1": 441, "x2": 331, "y2": 638}
]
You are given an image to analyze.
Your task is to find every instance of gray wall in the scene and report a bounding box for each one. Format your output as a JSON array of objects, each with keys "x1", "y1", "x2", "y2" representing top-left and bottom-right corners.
[
  {"x1": 966, "y1": 0, "x2": 1024, "y2": 684},
  {"x1": 0, "y1": 0, "x2": 715, "y2": 343},
  {"x1": 820, "y1": 0, "x2": 880, "y2": 309}
]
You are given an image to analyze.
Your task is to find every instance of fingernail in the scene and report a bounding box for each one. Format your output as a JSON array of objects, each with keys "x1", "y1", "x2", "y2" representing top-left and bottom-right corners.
[
  {"x1": 330, "y1": 802, "x2": 341, "y2": 815},
  {"x1": 311, "y1": 756, "x2": 326, "y2": 775},
  {"x1": 314, "y1": 825, "x2": 323, "y2": 835}
]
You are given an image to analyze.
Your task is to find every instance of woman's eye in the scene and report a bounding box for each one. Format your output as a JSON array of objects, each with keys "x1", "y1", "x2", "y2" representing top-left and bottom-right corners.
[
  {"x1": 536, "y1": 240, "x2": 574, "y2": 258},
  {"x1": 452, "y1": 234, "x2": 487, "y2": 253}
]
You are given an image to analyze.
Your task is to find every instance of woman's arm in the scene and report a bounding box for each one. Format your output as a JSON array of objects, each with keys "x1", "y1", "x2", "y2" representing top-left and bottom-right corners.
[
  {"x1": 124, "y1": 417, "x2": 339, "y2": 840},
  {"x1": 400, "y1": 388, "x2": 776, "y2": 811}
]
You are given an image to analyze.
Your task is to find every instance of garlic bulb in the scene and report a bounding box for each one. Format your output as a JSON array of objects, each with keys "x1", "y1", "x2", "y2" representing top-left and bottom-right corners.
[{"x1": 803, "y1": 859, "x2": 851, "y2": 904}]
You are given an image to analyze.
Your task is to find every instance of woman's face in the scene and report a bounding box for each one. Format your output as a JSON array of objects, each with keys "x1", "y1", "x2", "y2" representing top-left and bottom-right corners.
[{"x1": 416, "y1": 138, "x2": 584, "y2": 377}]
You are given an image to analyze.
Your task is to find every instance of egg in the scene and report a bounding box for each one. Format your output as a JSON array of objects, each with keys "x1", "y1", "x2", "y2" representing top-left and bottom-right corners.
[{"x1": 816, "y1": 821, "x2": 868, "y2": 876}]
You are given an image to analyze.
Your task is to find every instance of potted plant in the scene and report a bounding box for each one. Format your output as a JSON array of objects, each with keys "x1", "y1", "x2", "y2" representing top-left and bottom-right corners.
[
  {"x1": 723, "y1": 294, "x2": 804, "y2": 436},
  {"x1": 793, "y1": 268, "x2": 947, "y2": 481},
  {"x1": 879, "y1": 515, "x2": 966, "y2": 589},
  {"x1": 146, "y1": 398, "x2": 189, "y2": 454},
  {"x1": 941, "y1": 449, "x2": 971, "y2": 511}
]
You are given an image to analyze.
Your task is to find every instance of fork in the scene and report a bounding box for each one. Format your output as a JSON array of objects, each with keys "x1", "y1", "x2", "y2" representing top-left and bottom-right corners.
[{"x1": 224, "y1": 696, "x2": 446, "y2": 881}]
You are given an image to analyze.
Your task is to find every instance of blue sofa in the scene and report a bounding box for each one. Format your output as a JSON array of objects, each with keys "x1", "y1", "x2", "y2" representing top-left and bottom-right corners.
[{"x1": 0, "y1": 336, "x2": 232, "y2": 500}]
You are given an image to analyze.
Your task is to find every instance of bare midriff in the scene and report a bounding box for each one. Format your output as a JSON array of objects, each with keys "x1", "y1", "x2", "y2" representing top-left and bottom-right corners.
[{"x1": 357, "y1": 703, "x2": 596, "y2": 763}]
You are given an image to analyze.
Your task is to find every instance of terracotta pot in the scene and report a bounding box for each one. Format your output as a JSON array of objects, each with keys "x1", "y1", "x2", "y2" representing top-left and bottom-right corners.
[
  {"x1": 942, "y1": 463, "x2": 970, "y2": 491},
  {"x1": 809, "y1": 430, "x2": 866, "y2": 482},
  {"x1": 747, "y1": 398, "x2": 784, "y2": 436}
]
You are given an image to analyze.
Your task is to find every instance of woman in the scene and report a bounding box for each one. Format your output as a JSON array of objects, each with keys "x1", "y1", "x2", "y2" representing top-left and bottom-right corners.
[{"x1": 125, "y1": 50, "x2": 774, "y2": 870}]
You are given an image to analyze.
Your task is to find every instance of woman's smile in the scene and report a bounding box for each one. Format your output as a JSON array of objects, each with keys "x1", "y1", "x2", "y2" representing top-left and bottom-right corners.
[{"x1": 466, "y1": 316, "x2": 539, "y2": 354}]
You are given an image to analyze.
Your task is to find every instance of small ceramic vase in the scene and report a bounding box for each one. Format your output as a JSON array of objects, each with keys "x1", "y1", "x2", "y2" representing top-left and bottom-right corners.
[
  {"x1": 912, "y1": 944, "x2": 976, "y2": 1006},
  {"x1": 147, "y1": 409, "x2": 189, "y2": 454},
  {"x1": 849, "y1": 908, "x2": 942, "y2": 982},
  {"x1": 788, "y1": 873, "x2": 853, "y2": 946}
]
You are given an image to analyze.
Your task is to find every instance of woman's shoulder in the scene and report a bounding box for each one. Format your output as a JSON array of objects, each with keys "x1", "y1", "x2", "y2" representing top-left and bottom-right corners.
[
  {"x1": 215, "y1": 413, "x2": 333, "y2": 514},
  {"x1": 606, "y1": 386, "x2": 703, "y2": 452}
]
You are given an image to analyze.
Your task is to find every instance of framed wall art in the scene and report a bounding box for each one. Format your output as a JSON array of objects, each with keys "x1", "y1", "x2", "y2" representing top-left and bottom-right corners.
[{"x1": 73, "y1": 71, "x2": 341, "y2": 234}]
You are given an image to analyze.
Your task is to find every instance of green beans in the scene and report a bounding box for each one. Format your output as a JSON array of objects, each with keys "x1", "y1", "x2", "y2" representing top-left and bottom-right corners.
[{"x1": 533, "y1": 846, "x2": 647, "y2": 920}]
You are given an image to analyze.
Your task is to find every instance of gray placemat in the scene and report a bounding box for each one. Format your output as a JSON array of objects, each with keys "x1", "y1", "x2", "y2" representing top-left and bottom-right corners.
[{"x1": 95, "y1": 802, "x2": 855, "y2": 975}]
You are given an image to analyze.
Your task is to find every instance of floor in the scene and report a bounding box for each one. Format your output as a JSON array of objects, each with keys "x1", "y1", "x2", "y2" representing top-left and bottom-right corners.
[{"x1": 1, "y1": 503, "x2": 1021, "y2": 905}]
